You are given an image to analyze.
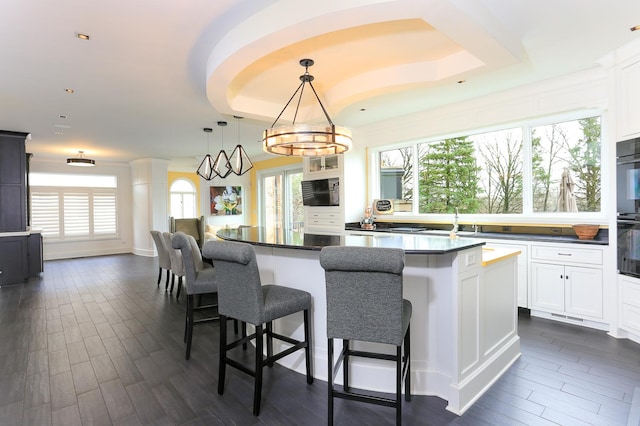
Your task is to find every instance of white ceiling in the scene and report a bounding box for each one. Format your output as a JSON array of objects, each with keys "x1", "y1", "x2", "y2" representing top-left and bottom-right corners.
[{"x1": 1, "y1": 0, "x2": 640, "y2": 171}]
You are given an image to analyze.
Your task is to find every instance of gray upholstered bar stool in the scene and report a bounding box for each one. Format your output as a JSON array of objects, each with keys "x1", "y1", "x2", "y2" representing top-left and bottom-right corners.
[
  {"x1": 163, "y1": 232, "x2": 185, "y2": 297},
  {"x1": 203, "y1": 239, "x2": 313, "y2": 416},
  {"x1": 171, "y1": 232, "x2": 218, "y2": 360},
  {"x1": 150, "y1": 230, "x2": 171, "y2": 288},
  {"x1": 319, "y1": 246, "x2": 411, "y2": 426}
]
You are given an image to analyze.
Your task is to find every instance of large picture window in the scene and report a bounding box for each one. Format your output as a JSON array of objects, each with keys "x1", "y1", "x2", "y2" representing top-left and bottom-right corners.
[
  {"x1": 30, "y1": 173, "x2": 118, "y2": 239},
  {"x1": 377, "y1": 114, "x2": 601, "y2": 216}
]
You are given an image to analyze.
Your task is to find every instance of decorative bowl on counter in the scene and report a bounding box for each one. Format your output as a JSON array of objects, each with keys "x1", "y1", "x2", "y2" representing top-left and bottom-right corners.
[{"x1": 572, "y1": 224, "x2": 599, "y2": 240}]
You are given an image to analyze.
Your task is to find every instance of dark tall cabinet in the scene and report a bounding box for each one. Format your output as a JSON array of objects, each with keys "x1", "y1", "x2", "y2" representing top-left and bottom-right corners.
[
  {"x1": 0, "y1": 130, "x2": 41, "y2": 286},
  {"x1": 0, "y1": 131, "x2": 28, "y2": 232}
]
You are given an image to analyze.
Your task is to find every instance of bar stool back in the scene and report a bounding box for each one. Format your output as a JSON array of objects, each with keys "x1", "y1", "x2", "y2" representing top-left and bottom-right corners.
[
  {"x1": 203, "y1": 239, "x2": 313, "y2": 416},
  {"x1": 319, "y1": 246, "x2": 412, "y2": 426},
  {"x1": 150, "y1": 230, "x2": 171, "y2": 288}
]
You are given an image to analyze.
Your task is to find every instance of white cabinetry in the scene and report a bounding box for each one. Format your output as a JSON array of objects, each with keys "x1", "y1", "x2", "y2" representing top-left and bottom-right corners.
[
  {"x1": 303, "y1": 154, "x2": 345, "y2": 233},
  {"x1": 617, "y1": 58, "x2": 640, "y2": 139},
  {"x1": 306, "y1": 209, "x2": 342, "y2": 230},
  {"x1": 619, "y1": 274, "x2": 640, "y2": 342},
  {"x1": 530, "y1": 244, "x2": 604, "y2": 324},
  {"x1": 304, "y1": 154, "x2": 341, "y2": 176}
]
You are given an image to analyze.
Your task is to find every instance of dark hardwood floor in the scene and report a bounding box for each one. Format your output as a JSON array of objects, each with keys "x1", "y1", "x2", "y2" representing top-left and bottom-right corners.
[{"x1": 0, "y1": 253, "x2": 638, "y2": 425}]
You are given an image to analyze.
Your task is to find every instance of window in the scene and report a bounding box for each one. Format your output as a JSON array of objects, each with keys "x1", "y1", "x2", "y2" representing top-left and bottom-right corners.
[
  {"x1": 259, "y1": 167, "x2": 304, "y2": 239},
  {"x1": 531, "y1": 117, "x2": 601, "y2": 213},
  {"x1": 376, "y1": 114, "x2": 601, "y2": 216},
  {"x1": 30, "y1": 173, "x2": 117, "y2": 239},
  {"x1": 170, "y1": 179, "x2": 196, "y2": 219}
]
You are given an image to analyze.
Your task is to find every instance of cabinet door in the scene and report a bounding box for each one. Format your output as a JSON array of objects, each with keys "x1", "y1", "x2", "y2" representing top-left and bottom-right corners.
[
  {"x1": 0, "y1": 185, "x2": 26, "y2": 231},
  {"x1": 0, "y1": 137, "x2": 26, "y2": 184},
  {"x1": 531, "y1": 262, "x2": 564, "y2": 312},
  {"x1": 618, "y1": 59, "x2": 640, "y2": 139},
  {"x1": 304, "y1": 154, "x2": 341, "y2": 176},
  {"x1": 0, "y1": 135, "x2": 27, "y2": 232},
  {"x1": 28, "y1": 233, "x2": 43, "y2": 276},
  {"x1": 308, "y1": 157, "x2": 324, "y2": 173},
  {"x1": 0, "y1": 237, "x2": 28, "y2": 285},
  {"x1": 565, "y1": 266, "x2": 603, "y2": 319}
]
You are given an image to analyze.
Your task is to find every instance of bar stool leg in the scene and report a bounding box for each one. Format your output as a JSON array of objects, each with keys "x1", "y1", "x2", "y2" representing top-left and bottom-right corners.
[
  {"x1": 157, "y1": 267, "x2": 162, "y2": 286},
  {"x1": 254, "y1": 325, "x2": 264, "y2": 416},
  {"x1": 303, "y1": 309, "x2": 313, "y2": 384},
  {"x1": 266, "y1": 321, "x2": 273, "y2": 367},
  {"x1": 327, "y1": 338, "x2": 334, "y2": 426},
  {"x1": 218, "y1": 315, "x2": 227, "y2": 395},
  {"x1": 396, "y1": 345, "x2": 402, "y2": 426},
  {"x1": 176, "y1": 277, "x2": 182, "y2": 299},
  {"x1": 405, "y1": 325, "x2": 411, "y2": 401},
  {"x1": 185, "y1": 294, "x2": 194, "y2": 360},
  {"x1": 343, "y1": 339, "x2": 350, "y2": 392}
]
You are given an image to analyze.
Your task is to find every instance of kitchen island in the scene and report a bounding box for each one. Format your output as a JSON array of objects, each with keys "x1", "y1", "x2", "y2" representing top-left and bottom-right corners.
[{"x1": 215, "y1": 227, "x2": 521, "y2": 415}]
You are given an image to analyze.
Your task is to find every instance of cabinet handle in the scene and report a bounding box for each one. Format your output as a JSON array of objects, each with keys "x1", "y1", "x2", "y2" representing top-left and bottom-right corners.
[{"x1": 557, "y1": 253, "x2": 572, "y2": 256}]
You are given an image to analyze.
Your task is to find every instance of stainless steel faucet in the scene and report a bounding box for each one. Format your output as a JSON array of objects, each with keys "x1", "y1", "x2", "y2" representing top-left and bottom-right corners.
[{"x1": 452, "y1": 208, "x2": 459, "y2": 234}]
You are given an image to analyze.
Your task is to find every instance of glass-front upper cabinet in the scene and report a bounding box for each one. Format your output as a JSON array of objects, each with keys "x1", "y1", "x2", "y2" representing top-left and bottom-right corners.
[{"x1": 306, "y1": 154, "x2": 341, "y2": 175}]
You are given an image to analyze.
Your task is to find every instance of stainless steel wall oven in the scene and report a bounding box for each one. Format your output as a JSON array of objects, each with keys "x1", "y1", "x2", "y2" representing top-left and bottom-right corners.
[{"x1": 617, "y1": 137, "x2": 640, "y2": 278}]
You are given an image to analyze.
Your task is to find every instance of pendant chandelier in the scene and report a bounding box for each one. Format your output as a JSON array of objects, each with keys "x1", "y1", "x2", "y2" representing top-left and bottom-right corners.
[
  {"x1": 212, "y1": 121, "x2": 232, "y2": 179},
  {"x1": 67, "y1": 150, "x2": 95, "y2": 167},
  {"x1": 263, "y1": 59, "x2": 352, "y2": 156},
  {"x1": 196, "y1": 128, "x2": 215, "y2": 180},
  {"x1": 196, "y1": 120, "x2": 254, "y2": 180},
  {"x1": 228, "y1": 116, "x2": 254, "y2": 176}
]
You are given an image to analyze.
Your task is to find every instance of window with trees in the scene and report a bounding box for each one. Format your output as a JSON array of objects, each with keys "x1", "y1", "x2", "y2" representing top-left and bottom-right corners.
[{"x1": 377, "y1": 114, "x2": 601, "y2": 215}]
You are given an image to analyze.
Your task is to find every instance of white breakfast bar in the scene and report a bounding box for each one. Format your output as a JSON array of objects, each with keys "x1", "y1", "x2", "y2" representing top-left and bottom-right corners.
[{"x1": 215, "y1": 228, "x2": 521, "y2": 415}]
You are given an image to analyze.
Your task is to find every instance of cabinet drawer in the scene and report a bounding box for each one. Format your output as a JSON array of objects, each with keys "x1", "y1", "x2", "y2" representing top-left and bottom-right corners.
[
  {"x1": 622, "y1": 279, "x2": 640, "y2": 308},
  {"x1": 308, "y1": 212, "x2": 340, "y2": 220},
  {"x1": 531, "y1": 245, "x2": 602, "y2": 265},
  {"x1": 308, "y1": 218, "x2": 340, "y2": 226}
]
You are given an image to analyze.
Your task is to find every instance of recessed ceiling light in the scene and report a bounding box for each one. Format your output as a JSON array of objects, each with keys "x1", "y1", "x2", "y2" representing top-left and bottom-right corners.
[
  {"x1": 76, "y1": 33, "x2": 90, "y2": 40},
  {"x1": 457, "y1": 80, "x2": 466, "y2": 84},
  {"x1": 59, "y1": 115, "x2": 67, "y2": 119},
  {"x1": 65, "y1": 88, "x2": 75, "y2": 94}
]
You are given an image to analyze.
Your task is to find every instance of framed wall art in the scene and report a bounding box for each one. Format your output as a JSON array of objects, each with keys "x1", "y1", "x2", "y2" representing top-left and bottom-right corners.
[{"x1": 210, "y1": 185, "x2": 242, "y2": 215}]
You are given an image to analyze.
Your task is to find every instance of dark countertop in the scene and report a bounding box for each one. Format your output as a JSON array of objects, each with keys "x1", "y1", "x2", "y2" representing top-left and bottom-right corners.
[
  {"x1": 215, "y1": 227, "x2": 485, "y2": 255},
  {"x1": 345, "y1": 223, "x2": 609, "y2": 246}
]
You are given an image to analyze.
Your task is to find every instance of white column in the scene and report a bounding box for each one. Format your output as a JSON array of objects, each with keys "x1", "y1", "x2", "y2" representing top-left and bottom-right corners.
[{"x1": 130, "y1": 158, "x2": 170, "y2": 257}]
